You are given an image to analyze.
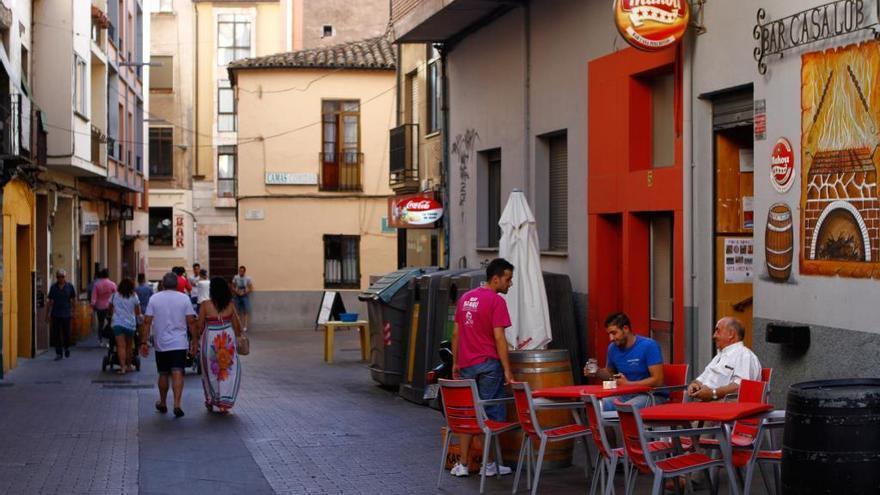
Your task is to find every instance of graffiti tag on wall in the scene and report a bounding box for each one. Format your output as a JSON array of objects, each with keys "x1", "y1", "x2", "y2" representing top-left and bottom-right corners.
[{"x1": 451, "y1": 129, "x2": 480, "y2": 222}]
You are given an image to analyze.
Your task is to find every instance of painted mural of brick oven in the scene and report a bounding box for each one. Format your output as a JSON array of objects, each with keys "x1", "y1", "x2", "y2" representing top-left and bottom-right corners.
[
  {"x1": 800, "y1": 42, "x2": 880, "y2": 278},
  {"x1": 803, "y1": 148, "x2": 878, "y2": 263}
]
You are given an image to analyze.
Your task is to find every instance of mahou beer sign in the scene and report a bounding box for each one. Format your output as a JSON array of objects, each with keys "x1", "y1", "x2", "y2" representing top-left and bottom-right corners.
[
  {"x1": 388, "y1": 194, "x2": 443, "y2": 228},
  {"x1": 614, "y1": 0, "x2": 690, "y2": 51},
  {"x1": 770, "y1": 137, "x2": 795, "y2": 193}
]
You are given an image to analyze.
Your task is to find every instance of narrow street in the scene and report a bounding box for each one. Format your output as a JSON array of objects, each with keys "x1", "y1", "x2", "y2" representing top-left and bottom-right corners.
[{"x1": 0, "y1": 327, "x2": 769, "y2": 495}]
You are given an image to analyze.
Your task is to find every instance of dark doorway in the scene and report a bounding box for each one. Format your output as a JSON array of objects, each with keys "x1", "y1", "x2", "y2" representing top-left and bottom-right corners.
[
  {"x1": 35, "y1": 195, "x2": 48, "y2": 351},
  {"x1": 208, "y1": 236, "x2": 238, "y2": 282}
]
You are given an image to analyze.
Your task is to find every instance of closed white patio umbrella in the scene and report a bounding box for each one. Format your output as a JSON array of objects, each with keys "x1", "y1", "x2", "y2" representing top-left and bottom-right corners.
[{"x1": 497, "y1": 189, "x2": 552, "y2": 350}]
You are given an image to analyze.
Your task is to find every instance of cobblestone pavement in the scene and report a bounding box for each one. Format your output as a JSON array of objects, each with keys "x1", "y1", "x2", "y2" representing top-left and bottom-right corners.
[{"x1": 0, "y1": 327, "x2": 769, "y2": 494}]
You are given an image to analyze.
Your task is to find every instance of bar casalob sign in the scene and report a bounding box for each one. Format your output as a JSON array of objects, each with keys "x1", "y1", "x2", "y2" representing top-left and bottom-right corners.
[
  {"x1": 614, "y1": 0, "x2": 690, "y2": 51},
  {"x1": 753, "y1": 0, "x2": 880, "y2": 74}
]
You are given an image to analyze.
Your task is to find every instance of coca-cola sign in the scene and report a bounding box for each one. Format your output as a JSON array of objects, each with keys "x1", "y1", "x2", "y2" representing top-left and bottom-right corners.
[
  {"x1": 614, "y1": 0, "x2": 690, "y2": 52},
  {"x1": 388, "y1": 193, "x2": 443, "y2": 228},
  {"x1": 770, "y1": 137, "x2": 795, "y2": 193}
]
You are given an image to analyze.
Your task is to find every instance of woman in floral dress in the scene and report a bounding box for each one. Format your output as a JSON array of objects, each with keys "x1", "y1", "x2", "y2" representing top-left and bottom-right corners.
[{"x1": 195, "y1": 277, "x2": 243, "y2": 413}]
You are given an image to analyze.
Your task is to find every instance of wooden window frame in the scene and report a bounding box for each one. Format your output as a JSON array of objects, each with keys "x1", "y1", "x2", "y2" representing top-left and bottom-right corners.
[
  {"x1": 323, "y1": 234, "x2": 360, "y2": 289},
  {"x1": 321, "y1": 99, "x2": 362, "y2": 191},
  {"x1": 149, "y1": 126, "x2": 173, "y2": 178}
]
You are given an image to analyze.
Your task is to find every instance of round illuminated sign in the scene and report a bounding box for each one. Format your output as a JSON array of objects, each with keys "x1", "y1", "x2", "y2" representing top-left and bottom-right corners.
[
  {"x1": 614, "y1": 0, "x2": 690, "y2": 52},
  {"x1": 770, "y1": 137, "x2": 795, "y2": 193}
]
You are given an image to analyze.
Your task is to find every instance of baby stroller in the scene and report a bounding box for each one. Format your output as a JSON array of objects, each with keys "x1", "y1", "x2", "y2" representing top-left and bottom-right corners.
[
  {"x1": 101, "y1": 322, "x2": 141, "y2": 372},
  {"x1": 185, "y1": 327, "x2": 202, "y2": 375}
]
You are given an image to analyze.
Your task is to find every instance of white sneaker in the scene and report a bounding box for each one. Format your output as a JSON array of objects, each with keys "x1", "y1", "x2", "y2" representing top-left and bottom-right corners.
[
  {"x1": 449, "y1": 463, "x2": 469, "y2": 477},
  {"x1": 480, "y1": 462, "x2": 512, "y2": 476}
]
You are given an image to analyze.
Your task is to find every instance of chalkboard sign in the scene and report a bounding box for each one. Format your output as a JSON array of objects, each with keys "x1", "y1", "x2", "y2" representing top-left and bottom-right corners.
[{"x1": 315, "y1": 291, "x2": 346, "y2": 330}]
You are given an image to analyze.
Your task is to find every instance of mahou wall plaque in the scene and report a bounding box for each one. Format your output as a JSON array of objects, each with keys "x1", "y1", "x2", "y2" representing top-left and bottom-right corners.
[
  {"x1": 770, "y1": 137, "x2": 795, "y2": 193},
  {"x1": 614, "y1": 0, "x2": 690, "y2": 52}
]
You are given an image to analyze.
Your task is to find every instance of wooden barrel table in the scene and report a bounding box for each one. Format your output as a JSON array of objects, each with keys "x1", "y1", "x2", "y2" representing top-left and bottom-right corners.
[
  {"x1": 501, "y1": 349, "x2": 575, "y2": 469},
  {"x1": 766, "y1": 203, "x2": 793, "y2": 282},
  {"x1": 783, "y1": 379, "x2": 880, "y2": 494}
]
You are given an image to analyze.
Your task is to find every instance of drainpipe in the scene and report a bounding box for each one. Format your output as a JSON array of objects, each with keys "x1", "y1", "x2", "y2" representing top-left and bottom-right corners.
[
  {"x1": 683, "y1": 31, "x2": 697, "y2": 372},
  {"x1": 193, "y1": 2, "x2": 199, "y2": 179},
  {"x1": 522, "y1": 1, "x2": 531, "y2": 201},
  {"x1": 440, "y1": 43, "x2": 450, "y2": 269}
]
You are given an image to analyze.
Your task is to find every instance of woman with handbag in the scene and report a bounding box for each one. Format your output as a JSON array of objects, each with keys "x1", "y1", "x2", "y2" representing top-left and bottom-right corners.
[{"x1": 194, "y1": 277, "x2": 245, "y2": 413}]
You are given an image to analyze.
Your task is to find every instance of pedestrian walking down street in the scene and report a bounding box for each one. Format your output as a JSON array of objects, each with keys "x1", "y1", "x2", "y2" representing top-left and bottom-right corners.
[
  {"x1": 232, "y1": 266, "x2": 254, "y2": 332},
  {"x1": 108, "y1": 278, "x2": 142, "y2": 375},
  {"x1": 195, "y1": 269, "x2": 210, "y2": 312},
  {"x1": 46, "y1": 269, "x2": 76, "y2": 361},
  {"x1": 140, "y1": 272, "x2": 197, "y2": 418},
  {"x1": 195, "y1": 277, "x2": 243, "y2": 414},
  {"x1": 189, "y1": 263, "x2": 201, "y2": 306},
  {"x1": 135, "y1": 273, "x2": 154, "y2": 315},
  {"x1": 91, "y1": 269, "x2": 117, "y2": 347}
]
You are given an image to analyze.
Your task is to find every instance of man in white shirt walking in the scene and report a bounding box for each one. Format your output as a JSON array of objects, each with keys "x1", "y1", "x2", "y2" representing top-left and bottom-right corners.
[
  {"x1": 687, "y1": 317, "x2": 762, "y2": 401},
  {"x1": 140, "y1": 272, "x2": 197, "y2": 417}
]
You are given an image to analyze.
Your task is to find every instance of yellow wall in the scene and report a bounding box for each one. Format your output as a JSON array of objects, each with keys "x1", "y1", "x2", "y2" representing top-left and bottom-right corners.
[
  {"x1": 2, "y1": 179, "x2": 35, "y2": 373},
  {"x1": 235, "y1": 68, "x2": 397, "y2": 291}
]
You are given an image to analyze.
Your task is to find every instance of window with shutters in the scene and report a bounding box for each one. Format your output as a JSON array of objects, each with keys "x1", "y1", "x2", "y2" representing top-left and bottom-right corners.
[
  {"x1": 324, "y1": 235, "x2": 360, "y2": 289},
  {"x1": 548, "y1": 134, "x2": 568, "y2": 251},
  {"x1": 426, "y1": 45, "x2": 441, "y2": 133},
  {"x1": 478, "y1": 148, "x2": 502, "y2": 248},
  {"x1": 149, "y1": 127, "x2": 173, "y2": 178},
  {"x1": 537, "y1": 131, "x2": 568, "y2": 252}
]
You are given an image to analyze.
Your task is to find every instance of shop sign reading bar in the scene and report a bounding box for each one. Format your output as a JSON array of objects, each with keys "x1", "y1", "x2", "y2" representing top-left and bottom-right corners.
[{"x1": 753, "y1": 0, "x2": 880, "y2": 74}]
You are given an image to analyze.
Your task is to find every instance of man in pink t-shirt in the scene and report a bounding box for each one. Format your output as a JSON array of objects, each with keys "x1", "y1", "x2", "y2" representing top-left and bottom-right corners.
[
  {"x1": 91, "y1": 269, "x2": 117, "y2": 346},
  {"x1": 450, "y1": 258, "x2": 514, "y2": 478}
]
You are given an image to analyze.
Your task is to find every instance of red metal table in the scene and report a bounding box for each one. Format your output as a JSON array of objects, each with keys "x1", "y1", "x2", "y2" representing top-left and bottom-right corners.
[
  {"x1": 639, "y1": 402, "x2": 775, "y2": 495},
  {"x1": 533, "y1": 384, "x2": 652, "y2": 400}
]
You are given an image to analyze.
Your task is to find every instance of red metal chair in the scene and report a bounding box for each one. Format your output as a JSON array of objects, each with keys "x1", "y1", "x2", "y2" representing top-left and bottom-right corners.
[
  {"x1": 510, "y1": 381, "x2": 591, "y2": 495},
  {"x1": 582, "y1": 394, "x2": 676, "y2": 495},
  {"x1": 760, "y1": 367, "x2": 773, "y2": 400},
  {"x1": 741, "y1": 412, "x2": 784, "y2": 495},
  {"x1": 650, "y1": 364, "x2": 690, "y2": 405},
  {"x1": 616, "y1": 401, "x2": 732, "y2": 495},
  {"x1": 437, "y1": 379, "x2": 520, "y2": 494},
  {"x1": 699, "y1": 379, "x2": 768, "y2": 450}
]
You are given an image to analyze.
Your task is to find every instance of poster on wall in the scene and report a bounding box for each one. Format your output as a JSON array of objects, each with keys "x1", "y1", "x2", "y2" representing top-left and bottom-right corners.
[
  {"x1": 742, "y1": 196, "x2": 754, "y2": 230},
  {"x1": 754, "y1": 100, "x2": 766, "y2": 141},
  {"x1": 724, "y1": 238, "x2": 754, "y2": 284},
  {"x1": 800, "y1": 41, "x2": 880, "y2": 278}
]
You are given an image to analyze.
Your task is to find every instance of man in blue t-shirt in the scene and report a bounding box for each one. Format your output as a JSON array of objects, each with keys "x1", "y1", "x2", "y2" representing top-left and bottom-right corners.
[{"x1": 586, "y1": 312, "x2": 665, "y2": 410}]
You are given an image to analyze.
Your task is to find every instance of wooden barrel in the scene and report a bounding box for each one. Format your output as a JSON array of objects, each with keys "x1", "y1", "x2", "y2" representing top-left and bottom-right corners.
[
  {"x1": 74, "y1": 301, "x2": 92, "y2": 341},
  {"x1": 765, "y1": 203, "x2": 793, "y2": 282},
  {"x1": 501, "y1": 350, "x2": 575, "y2": 469},
  {"x1": 782, "y1": 379, "x2": 880, "y2": 494}
]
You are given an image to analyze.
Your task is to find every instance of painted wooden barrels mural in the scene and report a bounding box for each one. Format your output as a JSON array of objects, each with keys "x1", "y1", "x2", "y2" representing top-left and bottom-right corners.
[{"x1": 766, "y1": 203, "x2": 793, "y2": 282}]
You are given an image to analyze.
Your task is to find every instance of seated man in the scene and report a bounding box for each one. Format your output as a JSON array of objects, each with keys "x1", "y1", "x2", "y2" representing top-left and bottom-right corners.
[
  {"x1": 687, "y1": 317, "x2": 762, "y2": 401},
  {"x1": 585, "y1": 312, "x2": 665, "y2": 411}
]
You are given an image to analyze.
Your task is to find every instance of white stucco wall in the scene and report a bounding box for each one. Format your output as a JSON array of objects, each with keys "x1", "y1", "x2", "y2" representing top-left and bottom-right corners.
[{"x1": 691, "y1": 0, "x2": 880, "y2": 341}]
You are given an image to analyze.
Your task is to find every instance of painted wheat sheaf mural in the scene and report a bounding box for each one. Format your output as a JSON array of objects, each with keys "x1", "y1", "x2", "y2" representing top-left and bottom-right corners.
[{"x1": 801, "y1": 41, "x2": 880, "y2": 278}]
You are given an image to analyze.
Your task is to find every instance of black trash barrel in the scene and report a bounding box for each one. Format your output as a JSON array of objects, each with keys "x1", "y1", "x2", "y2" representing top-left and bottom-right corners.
[{"x1": 782, "y1": 378, "x2": 880, "y2": 495}]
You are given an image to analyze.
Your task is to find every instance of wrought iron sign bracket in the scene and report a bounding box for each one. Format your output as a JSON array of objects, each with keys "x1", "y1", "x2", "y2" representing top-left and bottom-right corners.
[{"x1": 753, "y1": 0, "x2": 880, "y2": 74}]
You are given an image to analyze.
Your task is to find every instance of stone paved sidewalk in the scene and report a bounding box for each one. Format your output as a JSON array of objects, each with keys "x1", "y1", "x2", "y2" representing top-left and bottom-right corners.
[{"x1": 0, "y1": 327, "x2": 768, "y2": 494}]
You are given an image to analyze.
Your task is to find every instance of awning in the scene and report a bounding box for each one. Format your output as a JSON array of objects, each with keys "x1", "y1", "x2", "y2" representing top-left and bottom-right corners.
[{"x1": 393, "y1": 0, "x2": 518, "y2": 44}]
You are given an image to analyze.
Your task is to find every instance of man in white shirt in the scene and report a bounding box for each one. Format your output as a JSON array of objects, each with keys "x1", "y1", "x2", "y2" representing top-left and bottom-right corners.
[
  {"x1": 140, "y1": 272, "x2": 196, "y2": 418},
  {"x1": 687, "y1": 317, "x2": 762, "y2": 401}
]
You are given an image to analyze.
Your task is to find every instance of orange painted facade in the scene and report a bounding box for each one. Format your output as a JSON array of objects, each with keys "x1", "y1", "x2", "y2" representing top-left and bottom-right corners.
[{"x1": 587, "y1": 46, "x2": 685, "y2": 364}]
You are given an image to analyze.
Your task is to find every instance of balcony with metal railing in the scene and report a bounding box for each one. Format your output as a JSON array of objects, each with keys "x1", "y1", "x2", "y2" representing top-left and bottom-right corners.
[
  {"x1": 319, "y1": 151, "x2": 364, "y2": 192},
  {"x1": 0, "y1": 93, "x2": 47, "y2": 168},
  {"x1": 389, "y1": 123, "x2": 420, "y2": 192}
]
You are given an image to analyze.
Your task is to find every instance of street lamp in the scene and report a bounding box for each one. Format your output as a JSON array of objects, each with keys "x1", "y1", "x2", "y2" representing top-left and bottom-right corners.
[{"x1": 173, "y1": 203, "x2": 198, "y2": 265}]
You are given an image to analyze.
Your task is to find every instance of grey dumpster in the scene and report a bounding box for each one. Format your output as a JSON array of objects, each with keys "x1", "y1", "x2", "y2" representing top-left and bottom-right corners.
[
  {"x1": 398, "y1": 269, "x2": 472, "y2": 405},
  {"x1": 359, "y1": 268, "x2": 435, "y2": 387}
]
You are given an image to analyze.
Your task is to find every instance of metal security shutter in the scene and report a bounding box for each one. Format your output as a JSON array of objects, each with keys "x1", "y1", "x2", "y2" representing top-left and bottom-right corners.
[
  {"x1": 712, "y1": 93, "x2": 753, "y2": 130},
  {"x1": 549, "y1": 134, "x2": 568, "y2": 251}
]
